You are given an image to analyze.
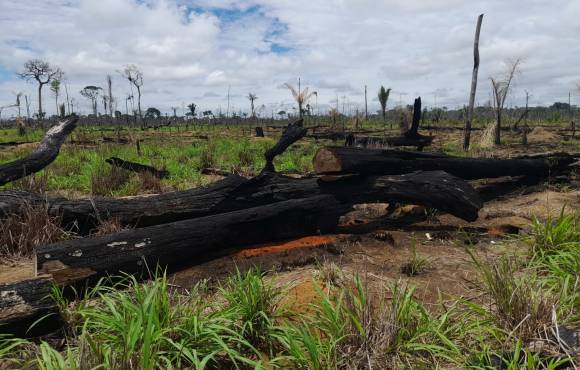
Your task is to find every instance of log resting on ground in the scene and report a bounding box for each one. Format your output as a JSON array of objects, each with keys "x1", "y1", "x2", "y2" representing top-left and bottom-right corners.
[
  {"x1": 0, "y1": 170, "x2": 481, "y2": 234},
  {"x1": 0, "y1": 276, "x2": 60, "y2": 337},
  {"x1": 36, "y1": 195, "x2": 347, "y2": 286},
  {"x1": 105, "y1": 157, "x2": 169, "y2": 178},
  {"x1": 0, "y1": 116, "x2": 78, "y2": 186},
  {"x1": 313, "y1": 147, "x2": 576, "y2": 179}
]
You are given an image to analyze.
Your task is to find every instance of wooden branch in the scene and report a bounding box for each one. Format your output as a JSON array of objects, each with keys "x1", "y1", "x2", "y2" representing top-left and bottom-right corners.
[
  {"x1": 262, "y1": 118, "x2": 306, "y2": 173},
  {"x1": 0, "y1": 116, "x2": 78, "y2": 186},
  {"x1": 106, "y1": 157, "x2": 169, "y2": 179}
]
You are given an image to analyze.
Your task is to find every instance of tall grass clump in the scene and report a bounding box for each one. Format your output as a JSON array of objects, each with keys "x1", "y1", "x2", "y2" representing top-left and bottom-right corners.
[
  {"x1": 90, "y1": 164, "x2": 131, "y2": 195},
  {"x1": 0, "y1": 202, "x2": 71, "y2": 257},
  {"x1": 220, "y1": 268, "x2": 283, "y2": 354}
]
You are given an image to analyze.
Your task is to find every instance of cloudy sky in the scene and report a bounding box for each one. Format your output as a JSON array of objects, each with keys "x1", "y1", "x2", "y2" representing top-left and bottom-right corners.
[{"x1": 1, "y1": 0, "x2": 579, "y2": 117}]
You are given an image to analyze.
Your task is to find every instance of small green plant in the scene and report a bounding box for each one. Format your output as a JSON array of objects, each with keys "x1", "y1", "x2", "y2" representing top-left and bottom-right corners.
[
  {"x1": 401, "y1": 242, "x2": 431, "y2": 276},
  {"x1": 528, "y1": 210, "x2": 578, "y2": 257}
]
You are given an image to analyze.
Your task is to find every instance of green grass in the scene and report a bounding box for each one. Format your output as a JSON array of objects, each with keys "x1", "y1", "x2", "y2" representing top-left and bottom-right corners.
[{"x1": 0, "y1": 128, "x2": 318, "y2": 196}]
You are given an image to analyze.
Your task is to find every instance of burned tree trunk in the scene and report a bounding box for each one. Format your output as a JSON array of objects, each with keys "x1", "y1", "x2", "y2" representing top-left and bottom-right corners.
[
  {"x1": 255, "y1": 126, "x2": 264, "y2": 137},
  {"x1": 0, "y1": 175, "x2": 249, "y2": 233},
  {"x1": 313, "y1": 147, "x2": 575, "y2": 179},
  {"x1": 0, "y1": 276, "x2": 60, "y2": 337},
  {"x1": 1, "y1": 168, "x2": 482, "y2": 234},
  {"x1": 0, "y1": 116, "x2": 78, "y2": 186},
  {"x1": 342, "y1": 98, "x2": 433, "y2": 150},
  {"x1": 262, "y1": 118, "x2": 306, "y2": 173},
  {"x1": 36, "y1": 195, "x2": 346, "y2": 286},
  {"x1": 106, "y1": 157, "x2": 169, "y2": 179}
]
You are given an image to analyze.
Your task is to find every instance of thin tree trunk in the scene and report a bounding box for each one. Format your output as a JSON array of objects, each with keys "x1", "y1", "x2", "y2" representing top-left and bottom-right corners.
[
  {"x1": 463, "y1": 14, "x2": 483, "y2": 151},
  {"x1": 37, "y1": 83, "x2": 43, "y2": 120},
  {"x1": 495, "y1": 109, "x2": 502, "y2": 145}
]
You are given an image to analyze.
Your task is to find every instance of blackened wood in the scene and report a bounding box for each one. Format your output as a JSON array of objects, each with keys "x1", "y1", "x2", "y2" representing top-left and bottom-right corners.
[
  {"x1": 0, "y1": 175, "x2": 249, "y2": 233},
  {"x1": 1, "y1": 166, "x2": 482, "y2": 237},
  {"x1": 255, "y1": 126, "x2": 264, "y2": 137},
  {"x1": 263, "y1": 118, "x2": 306, "y2": 173},
  {"x1": 408, "y1": 97, "x2": 422, "y2": 136},
  {"x1": 0, "y1": 276, "x2": 60, "y2": 337},
  {"x1": 36, "y1": 195, "x2": 346, "y2": 285},
  {"x1": 0, "y1": 117, "x2": 78, "y2": 186},
  {"x1": 105, "y1": 157, "x2": 169, "y2": 179},
  {"x1": 313, "y1": 147, "x2": 575, "y2": 179}
]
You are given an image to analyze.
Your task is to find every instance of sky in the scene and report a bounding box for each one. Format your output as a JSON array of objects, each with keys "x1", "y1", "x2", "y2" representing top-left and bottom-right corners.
[{"x1": 0, "y1": 0, "x2": 579, "y2": 117}]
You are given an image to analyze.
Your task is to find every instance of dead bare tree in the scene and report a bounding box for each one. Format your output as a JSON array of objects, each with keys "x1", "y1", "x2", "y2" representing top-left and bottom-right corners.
[
  {"x1": 490, "y1": 59, "x2": 521, "y2": 145},
  {"x1": 463, "y1": 14, "x2": 484, "y2": 151},
  {"x1": 120, "y1": 65, "x2": 143, "y2": 123},
  {"x1": 107, "y1": 75, "x2": 114, "y2": 118},
  {"x1": 17, "y1": 59, "x2": 62, "y2": 120}
]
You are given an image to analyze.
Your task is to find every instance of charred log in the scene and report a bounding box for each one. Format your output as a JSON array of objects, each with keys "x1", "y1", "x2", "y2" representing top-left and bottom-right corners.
[{"x1": 313, "y1": 147, "x2": 575, "y2": 179}]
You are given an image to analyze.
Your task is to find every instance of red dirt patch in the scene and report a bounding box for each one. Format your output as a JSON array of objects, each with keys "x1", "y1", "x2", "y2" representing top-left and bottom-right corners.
[{"x1": 231, "y1": 236, "x2": 337, "y2": 258}]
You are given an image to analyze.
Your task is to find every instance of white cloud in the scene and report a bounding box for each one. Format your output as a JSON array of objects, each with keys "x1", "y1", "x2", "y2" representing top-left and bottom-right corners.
[{"x1": 1, "y1": 0, "x2": 579, "y2": 117}]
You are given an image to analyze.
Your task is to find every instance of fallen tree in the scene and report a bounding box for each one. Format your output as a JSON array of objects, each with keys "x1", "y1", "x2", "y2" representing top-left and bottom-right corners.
[
  {"x1": 0, "y1": 169, "x2": 481, "y2": 234},
  {"x1": 0, "y1": 116, "x2": 78, "y2": 186},
  {"x1": 36, "y1": 195, "x2": 347, "y2": 286},
  {"x1": 105, "y1": 157, "x2": 169, "y2": 179},
  {"x1": 313, "y1": 147, "x2": 576, "y2": 179}
]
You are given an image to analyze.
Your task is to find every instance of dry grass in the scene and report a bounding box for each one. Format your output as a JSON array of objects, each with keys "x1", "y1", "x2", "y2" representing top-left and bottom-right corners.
[
  {"x1": 92, "y1": 217, "x2": 124, "y2": 236},
  {"x1": 10, "y1": 171, "x2": 49, "y2": 194},
  {"x1": 90, "y1": 165, "x2": 131, "y2": 195},
  {"x1": 0, "y1": 202, "x2": 71, "y2": 257},
  {"x1": 478, "y1": 121, "x2": 498, "y2": 148},
  {"x1": 137, "y1": 171, "x2": 163, "y2": 194}
]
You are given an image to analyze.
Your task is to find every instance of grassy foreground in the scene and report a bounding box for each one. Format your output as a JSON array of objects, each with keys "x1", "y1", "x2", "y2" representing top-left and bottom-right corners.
[{"x1": 0, "y1": 214, "x2": 578, "y2": 369}]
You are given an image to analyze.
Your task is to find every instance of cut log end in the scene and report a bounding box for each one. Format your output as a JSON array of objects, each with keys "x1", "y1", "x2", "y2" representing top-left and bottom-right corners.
[{"x1": 313, "y1": 147, "x2": 343, "y2": 174}]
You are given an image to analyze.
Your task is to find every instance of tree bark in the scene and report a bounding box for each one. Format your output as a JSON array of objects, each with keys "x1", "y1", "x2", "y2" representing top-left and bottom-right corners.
[
  {"x1": 313, "y1": 147, "x2": 575, "y2": 180},
  {"x1": 0, "y1": 116, "x2": 78, "y2": 186},
  {"x1": 0, "y1": 276, "x2": 60, "y2": 337},
  {"x1": 463, "y1": 14, "x2": 484, "y2": 151}
]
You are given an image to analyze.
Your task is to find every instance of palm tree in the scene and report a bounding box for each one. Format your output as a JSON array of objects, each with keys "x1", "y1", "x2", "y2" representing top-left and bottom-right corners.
[
  {"x1": 378, "y1": 86, "x2": 392, "y2": 126},
  {"x1": 284, "y1": 79, "x2": 315, "y2": 118},
  {"x1": 247, "y1": 93, "x2": 258, "y2": 117}
]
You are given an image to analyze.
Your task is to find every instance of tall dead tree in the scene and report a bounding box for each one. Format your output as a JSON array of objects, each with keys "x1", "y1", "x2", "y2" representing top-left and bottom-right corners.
[
  {"x1": 463, "y1": 14, "x2": 484, "y2": 151},
  {"x1": 491, "y1": 59, "x2": 521, "y2": 145},
  {"x1": 121, "y1": 65, "x2": 144, "y2": 124},
  {"x1": 107, "y1": 75, "x2": 114, "y2": 118},
  {"x1": 17, "y1": 59, "x2": 62, "y2": 120}
]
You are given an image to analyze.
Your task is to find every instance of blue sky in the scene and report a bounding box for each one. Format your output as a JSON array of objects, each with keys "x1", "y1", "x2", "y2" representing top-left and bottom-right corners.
[{"x1": 0, "y1": 0, "x2": 579, "y2": 117}]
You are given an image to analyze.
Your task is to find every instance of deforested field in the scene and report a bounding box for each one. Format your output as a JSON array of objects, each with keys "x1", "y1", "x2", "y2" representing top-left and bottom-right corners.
[{"x1": 0, "y1": 111, "x2": 578, "y2": 369}]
